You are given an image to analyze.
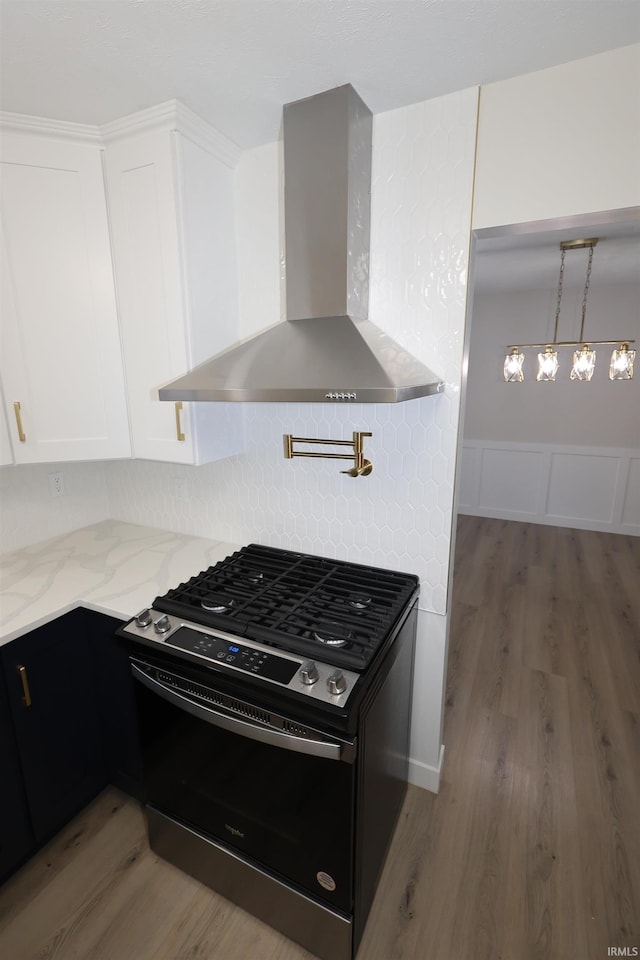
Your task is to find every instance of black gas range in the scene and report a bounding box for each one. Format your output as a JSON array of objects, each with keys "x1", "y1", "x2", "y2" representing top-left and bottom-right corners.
[
  {"x1": 122, "y1": 542, "x2": 418, "y2": 725},
  {"x1": 118, "y1": 543, "x2": 419, "y2": 960}
]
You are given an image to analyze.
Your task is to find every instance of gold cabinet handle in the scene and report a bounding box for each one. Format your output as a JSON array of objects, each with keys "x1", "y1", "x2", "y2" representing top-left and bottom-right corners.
[
  {"x1": 174, "y1": 401, "x2": 185, "y2": 442},
  {"x1": 17, "y1": 664, "x2": 32, "y2": 707},
  {"x1": 13, "y1": 402, "x2": 26, "y2": 442}
]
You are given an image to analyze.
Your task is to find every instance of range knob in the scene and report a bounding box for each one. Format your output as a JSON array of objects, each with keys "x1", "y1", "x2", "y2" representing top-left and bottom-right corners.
[
  {"x1": 153, "y1": 615, "x2": 171, "y2": 635},
  {"x1": 135, "y1": 608, "x2": 152, "y2": 628},
  {"x1": 299, "y1": 660, "x2": 319, "y2": 685},
  {"x1": 327, "y1": 670, "x2": 347, "y2": 696}
]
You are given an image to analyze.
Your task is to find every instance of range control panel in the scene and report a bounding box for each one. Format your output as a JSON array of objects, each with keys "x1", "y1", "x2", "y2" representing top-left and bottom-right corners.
[
  {"x1": 121, "y1": 609, "x2": 360, "y2": 708},
  {"x1": 170, "y1": 627, "x2": 299, "y2": 684}
]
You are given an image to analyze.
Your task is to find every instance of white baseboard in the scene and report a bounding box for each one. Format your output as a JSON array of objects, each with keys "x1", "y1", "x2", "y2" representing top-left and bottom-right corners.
[{"x1": 408, "y1": 745, "x2": 445, "y2": 794}]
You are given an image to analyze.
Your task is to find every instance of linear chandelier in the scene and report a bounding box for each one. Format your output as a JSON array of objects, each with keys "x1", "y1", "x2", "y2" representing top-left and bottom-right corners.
[{"x1": 504, "y1": 238, "x2": 636, "y2": 383}]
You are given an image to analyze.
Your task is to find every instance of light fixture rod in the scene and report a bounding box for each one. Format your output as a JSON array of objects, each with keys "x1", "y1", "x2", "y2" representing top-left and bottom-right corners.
[
  {"x1": 578, "y1": 241, "x2": 596, "y2": 342},
  {"x1": 507, "y1": 339, "x2": 635, "y2": 350},
  {"x1": 552, "y1": 245, "x2": 566, "y2": 343},
  {"x1": 551, "y1": 239, "x2": 599, "y2": 344}
]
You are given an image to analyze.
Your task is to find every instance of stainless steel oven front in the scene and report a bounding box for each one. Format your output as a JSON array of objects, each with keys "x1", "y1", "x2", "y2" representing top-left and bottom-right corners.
[
  {"x1": 120, "y1": 543, "x2": 419, "y2": 960},
  {"x1": 131, "y1": 655, "x2": 356, "y2": 914},
  {"x1": 126, "y1": 595, "x2": 417, "y2": 960}
]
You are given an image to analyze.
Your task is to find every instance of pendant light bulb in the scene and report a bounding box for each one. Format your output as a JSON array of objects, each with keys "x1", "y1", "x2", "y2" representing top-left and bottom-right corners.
[
  {"x1": 537, "y1": 345, "x2": 559, "y2": 381},
  {"x1": 504, "y1": 348, "x2": 524, "y2": 382},
  {"x1": 570, "y1": 344, "x2": 596, "y2": 381},
  {"x1": 609, "y1": 343, "x2": 635, "y2": 380}
]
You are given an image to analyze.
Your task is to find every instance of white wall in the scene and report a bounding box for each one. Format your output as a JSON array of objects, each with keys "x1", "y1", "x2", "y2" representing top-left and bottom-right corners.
[
  {"x1": 0, "y1": 461, "x2": 109, "y2": 553},
  {"x1": 473, "y1": 44, "x2": 640, "y2": 229},
  {"x1": 104, "y1": 89, "x2": 480, "y2": 791},
  {"x1": 234, "y1": 141, "x2": 283, "y2": 337}
]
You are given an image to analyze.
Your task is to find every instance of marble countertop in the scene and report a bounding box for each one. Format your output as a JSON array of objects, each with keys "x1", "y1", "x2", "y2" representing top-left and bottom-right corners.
[{"x1": 0, "y1": 520, "x2": 241, "y2": 645}]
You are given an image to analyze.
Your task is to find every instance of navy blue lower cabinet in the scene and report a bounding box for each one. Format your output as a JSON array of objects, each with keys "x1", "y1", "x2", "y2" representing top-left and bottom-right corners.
[
  {"x1": 1, "y1": 608, "x2": 108, "y2": 846},
  {"x1": 0, "y1": 668, "x2": 34, "y2": 883},
  {"x1": 83, "y1": 609, "x2": 144, "y2": 800}
]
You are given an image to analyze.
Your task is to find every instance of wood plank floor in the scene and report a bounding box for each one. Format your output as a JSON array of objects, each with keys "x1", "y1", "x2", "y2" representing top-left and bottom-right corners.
[{"x1": 1, "y1": 516, "x2": 638, "y2": 960}]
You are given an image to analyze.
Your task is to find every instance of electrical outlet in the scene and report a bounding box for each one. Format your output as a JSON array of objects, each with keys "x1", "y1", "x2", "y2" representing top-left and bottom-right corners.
[
  {"x1": 48, "y1": 472, "x2": 65, "y2": 498},
  {"x1": 174, "y1": 478, "x2": 188, "y2": 501}
]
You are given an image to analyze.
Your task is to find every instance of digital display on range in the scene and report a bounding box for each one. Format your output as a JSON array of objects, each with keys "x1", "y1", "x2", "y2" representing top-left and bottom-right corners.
[{"x1": 167, "y1": 627, "x2": 299, "y2": 684}]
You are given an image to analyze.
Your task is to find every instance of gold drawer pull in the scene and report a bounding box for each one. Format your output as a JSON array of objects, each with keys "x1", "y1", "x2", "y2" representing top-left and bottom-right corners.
[
  {"x1": 17, "y1": 664, "x2": 32, "y2": 707},
  {"x1": 174, "y1": 401, "x2": 185, "y2": 442},
  {"x1": 13, "y1": 401, "x2": 26, "y2": 442}
]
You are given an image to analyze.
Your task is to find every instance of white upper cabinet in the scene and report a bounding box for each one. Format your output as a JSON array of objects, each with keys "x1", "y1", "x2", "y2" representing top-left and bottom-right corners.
[
  {"x1": 104, "y1": 105, "x2": 244, "y2": 464},
  {"x1": 0, "y1": 132, "x2": 131, "y2": 463},
  {"x1": 0, "y1": 378, "x2": 14, "y2": 466}
]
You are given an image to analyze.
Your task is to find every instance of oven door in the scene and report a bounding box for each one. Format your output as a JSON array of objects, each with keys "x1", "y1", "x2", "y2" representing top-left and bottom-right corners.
[{"x1": 131, "y1": 658, "x2": 355, "y2": 914}]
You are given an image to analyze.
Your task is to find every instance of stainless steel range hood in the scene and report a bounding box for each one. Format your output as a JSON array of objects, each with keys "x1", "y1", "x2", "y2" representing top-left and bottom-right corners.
[{"x1": 158, "y1": 85, "x2": 444, "y2": 404}]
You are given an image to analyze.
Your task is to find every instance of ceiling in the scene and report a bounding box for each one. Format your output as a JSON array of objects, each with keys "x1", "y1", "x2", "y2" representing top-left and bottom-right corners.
[
  {"x1": 473, "y1": 217, "x2": 640, "y2": 295},
  {"x1": 1, "y1": 1, "x2": 638, "y2": 294},
  {"x1": 1, "y1": 0, "x2": 639, "y2": 150}
]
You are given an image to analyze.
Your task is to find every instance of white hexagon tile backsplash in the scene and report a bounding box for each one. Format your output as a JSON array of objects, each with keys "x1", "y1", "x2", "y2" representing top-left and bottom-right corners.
[{"x1": 106, "y1": 87, "x2": 480, "y2": 617}]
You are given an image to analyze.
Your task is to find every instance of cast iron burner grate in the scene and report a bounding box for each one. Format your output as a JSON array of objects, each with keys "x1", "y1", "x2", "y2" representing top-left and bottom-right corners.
[{"x1": 153, "y1": 543, "x2": 419, "y2": 671}]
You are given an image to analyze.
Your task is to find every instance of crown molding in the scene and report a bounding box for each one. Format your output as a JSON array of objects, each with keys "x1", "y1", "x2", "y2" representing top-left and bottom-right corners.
[
  {"x1": 99, "y1": 100, "x2": 180, "y2": 142},
  {"x1": 100, "y1": 100, "x2": 241, "y2": 167},
  {"x1": 0, "y1": 111, "x2": 101, "y2": 143},
  {"x1": 174, "y1": 101, "x2": 241, "y2": 168},
  {"x1": 0, "y1": 101, "x2": 242, "y2": 167}
]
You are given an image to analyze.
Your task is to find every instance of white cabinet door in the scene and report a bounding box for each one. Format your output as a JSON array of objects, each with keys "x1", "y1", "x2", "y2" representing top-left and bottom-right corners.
[
  {"x1": 0, "y1": 134, "x2": 131, "y2": 463},
  {"x1": 104, "y1": 126, "x2": 243, "y2": 465},
  {"x1": 0, "y1": 378, "x2": 14, "y2": 466}
]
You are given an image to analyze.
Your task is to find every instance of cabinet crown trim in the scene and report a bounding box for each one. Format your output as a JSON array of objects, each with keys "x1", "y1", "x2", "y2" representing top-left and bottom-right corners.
[
  {"x1": 100, "y1": 99, "x2": 241, "y2": 168},
  {"x1": 1, "y1": 101, "x2": 241, "y2": 168},
  {"x1": 0, "y1": 111, "x2": 101, "y2": 143}
]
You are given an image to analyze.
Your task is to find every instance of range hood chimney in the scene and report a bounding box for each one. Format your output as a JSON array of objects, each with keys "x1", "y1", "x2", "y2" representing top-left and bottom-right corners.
[{"x1": 158, "y1": 84, "x2": 444, "y2": 403}]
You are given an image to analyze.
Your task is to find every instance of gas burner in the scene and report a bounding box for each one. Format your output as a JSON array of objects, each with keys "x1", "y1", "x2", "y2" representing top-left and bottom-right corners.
[
  {"x1": 201, "y1": 594, "x2": 235, "y2": 614},
  {"x1": 348, "y1": 593, "x2": 372, "y2": 610},
  {"x1": 151, "y1": 543, "x2": 420, "y2": 672},
  {"x1": 313, "y1": 621, "x2": 354, "y2": 647}
]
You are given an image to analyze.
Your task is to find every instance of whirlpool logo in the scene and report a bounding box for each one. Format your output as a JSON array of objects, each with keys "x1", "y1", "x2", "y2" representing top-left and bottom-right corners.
[{"x1": 225, "y1": 823, "x2": 244, "y2": 839}]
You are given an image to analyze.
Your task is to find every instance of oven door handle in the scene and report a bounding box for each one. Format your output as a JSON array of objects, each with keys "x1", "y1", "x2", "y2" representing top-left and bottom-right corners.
[{"x1": 131, "y1": 663, "x2": 350, "y2": 762}]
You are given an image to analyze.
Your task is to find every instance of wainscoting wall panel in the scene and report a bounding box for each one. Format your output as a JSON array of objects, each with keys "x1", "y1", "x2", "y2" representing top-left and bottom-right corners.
[
  {"x1": 459, "y1": 440, "x2": 640, "y2": 534},
  {"x1": 623, "y1": 458, "x2": 640, "y2": 528},
  {"x1": 477, "y1": 447, "x2": 544, "y2": 515},
  {"x1": 547, "y1": 453, "x2": 621, "y2": 523}
]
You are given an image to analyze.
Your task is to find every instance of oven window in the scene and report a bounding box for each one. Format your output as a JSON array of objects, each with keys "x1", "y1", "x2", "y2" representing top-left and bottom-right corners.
[{"x1": 135, "y1": 677, "x2": 355, "y2": 913}]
